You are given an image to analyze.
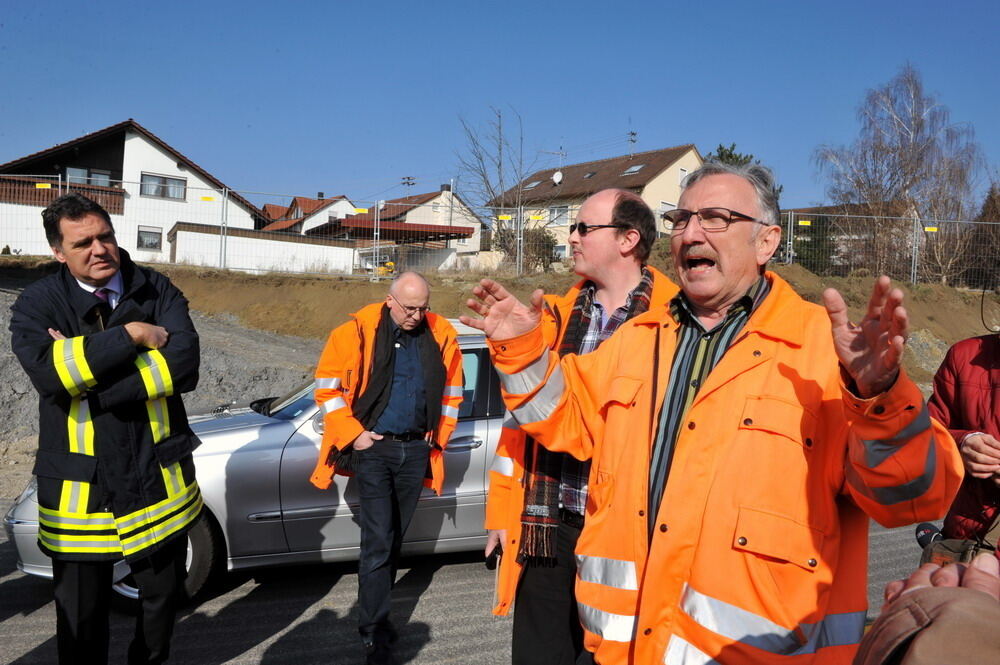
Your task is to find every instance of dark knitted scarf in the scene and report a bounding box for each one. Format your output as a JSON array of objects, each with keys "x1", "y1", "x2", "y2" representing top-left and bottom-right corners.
[{"x1": 518, "y1": 267, "x2": 655, "y2": 564}]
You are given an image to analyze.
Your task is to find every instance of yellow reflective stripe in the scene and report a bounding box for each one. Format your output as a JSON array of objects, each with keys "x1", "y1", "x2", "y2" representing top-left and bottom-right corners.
[
  {"x1": 120, "y1": 493, "x2": 202, "y2": 557},
  {"x1": 59, "y1": 397, "x2": 94, "y2": 514},
  {"x1": 38, "y1": 528, "x2": 123, "y2": 554},
  {"x1": 160, "y1": 462, "x2": 183, "y2": 496},
  {"x1": 115, "y1": 480, "x2": 198, "y2": 534},
  {"x1": 52, "y1": 337, "x2": 97, "y2": 396},
  {"x1": 58, "y1": 480, "x2": 76, "y2": 513},
  {"x1": 144, "y1": 397, "x2": 170, "y2": 443},
  {"x1": 38, "y1": 507, "x2": 116, "y2": 530},
  {"x1": 135, "y1": 350, "x2": 174, "y2": 400}
]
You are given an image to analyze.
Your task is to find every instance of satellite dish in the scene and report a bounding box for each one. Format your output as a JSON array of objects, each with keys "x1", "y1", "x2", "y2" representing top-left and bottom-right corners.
[{"x1": 552, "y1": 170, "x2": 563, "y2": 185}]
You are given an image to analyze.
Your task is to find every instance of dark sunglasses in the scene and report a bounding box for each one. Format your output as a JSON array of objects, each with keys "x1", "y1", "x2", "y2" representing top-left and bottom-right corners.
[{"x1": 569, "y1": 222, "x2": 620, "y2": 236}]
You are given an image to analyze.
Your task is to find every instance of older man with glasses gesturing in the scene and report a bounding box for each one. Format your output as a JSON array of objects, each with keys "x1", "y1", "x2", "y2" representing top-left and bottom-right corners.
[
  {"x1": 463, "y1": 162, "x2": 962, "y2": 665},
  {"x1": 484, "y1": 189, "x2": 675, "y2": 665},
  {"x1": 310, "y1": 271, "x2": 463, "y2": 665}
]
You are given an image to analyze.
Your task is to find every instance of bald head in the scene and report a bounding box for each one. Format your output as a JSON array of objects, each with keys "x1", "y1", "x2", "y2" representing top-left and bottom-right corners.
[{"x1": 386, "y1": 271, "x2": 431, "y2": 329}]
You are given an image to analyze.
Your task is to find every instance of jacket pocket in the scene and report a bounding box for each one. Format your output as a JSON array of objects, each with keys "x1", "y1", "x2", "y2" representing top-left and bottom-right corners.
[
  {"x1": 603, "y1": 375, "x2": 643, "y2": 411},
  {"x1": 153, "y1": 433, "x2": 196, "y2": 466},
  {"x1": 33, "y1": 449, "x2": 98, "y2": 482},
  {"x1": 738, "y1": 396, "x2": 817, "y2": 448},
  {"x1": 734, "y1": 506, "x2": 823, "y2": 572}
]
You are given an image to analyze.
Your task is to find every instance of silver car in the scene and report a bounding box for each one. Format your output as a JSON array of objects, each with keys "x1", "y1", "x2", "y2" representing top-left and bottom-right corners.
[{"x1": 4, "y1": 321, "x2": 504, "y2": 602}]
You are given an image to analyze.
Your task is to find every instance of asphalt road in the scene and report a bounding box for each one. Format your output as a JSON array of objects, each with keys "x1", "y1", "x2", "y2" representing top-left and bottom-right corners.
[{"x1": 0, "y1": 500, "x2": 920, "y2": 665}]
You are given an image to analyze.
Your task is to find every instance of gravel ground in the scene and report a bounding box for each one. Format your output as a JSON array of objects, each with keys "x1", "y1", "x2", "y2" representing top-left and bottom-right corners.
[{"x1": 0, "y1": 288, "x2": 323, "y2": 498}]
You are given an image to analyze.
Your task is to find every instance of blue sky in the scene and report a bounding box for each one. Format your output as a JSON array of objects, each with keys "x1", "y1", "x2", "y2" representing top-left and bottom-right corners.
[{"x1": 1, "y1": 0, "x2": 997, "y2": 209}]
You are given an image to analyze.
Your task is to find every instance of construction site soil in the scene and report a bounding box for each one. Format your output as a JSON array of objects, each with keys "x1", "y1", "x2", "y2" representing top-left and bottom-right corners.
[{"x1": 1, "y1": 251, "x2": 997, "y2": 498}]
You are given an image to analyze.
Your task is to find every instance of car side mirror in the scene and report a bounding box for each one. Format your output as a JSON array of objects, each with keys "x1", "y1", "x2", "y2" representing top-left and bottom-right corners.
[{"x1": 311, "y1": 412, "x2": 325, "y2": 435}]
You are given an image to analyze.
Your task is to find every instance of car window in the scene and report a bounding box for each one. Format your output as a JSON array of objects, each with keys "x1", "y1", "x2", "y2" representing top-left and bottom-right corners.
[
  {"x1": 269, "y1": 381, "x2": 315, "y2": 420},
  {"x1": 459, "y1": 351, "x2": 479, "y2": 419}
]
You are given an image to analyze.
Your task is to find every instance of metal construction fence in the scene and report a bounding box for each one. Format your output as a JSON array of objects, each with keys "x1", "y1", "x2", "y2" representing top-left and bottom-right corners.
[{"x1": 2, "y1": 174, "x2": 997, "y2": 289}]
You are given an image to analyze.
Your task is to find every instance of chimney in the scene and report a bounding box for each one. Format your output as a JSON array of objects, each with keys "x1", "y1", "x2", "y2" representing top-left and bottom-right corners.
[
  {"x1": 317, "y1": 191, "x2": 325, "y2": 199},
  {"x1": 440, "y1": 184, "x2": 451, "y2": 192}
]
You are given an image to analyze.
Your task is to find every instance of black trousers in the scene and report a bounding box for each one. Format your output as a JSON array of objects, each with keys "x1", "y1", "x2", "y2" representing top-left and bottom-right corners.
[
  {"x1": 355, "y1": 438, "x2": 430, "y2": 644},
  {"x1": 512, "y1": 518, "x2": 595, "y2": 665},
  {"x1": 52, "y1": 537, "x2": 187, "y2": 665}
]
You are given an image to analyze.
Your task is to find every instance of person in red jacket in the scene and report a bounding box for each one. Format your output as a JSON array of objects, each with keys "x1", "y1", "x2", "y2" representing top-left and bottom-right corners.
[
  {"x1": 311, "y1": 271, "x2": 463, "y2": 665},
  {"x1": 928, "y1": 334, "x2": 1000, "y2": 542},
  {"x1": 484, "y1": 189, "x2": 676, "y2": 665}
]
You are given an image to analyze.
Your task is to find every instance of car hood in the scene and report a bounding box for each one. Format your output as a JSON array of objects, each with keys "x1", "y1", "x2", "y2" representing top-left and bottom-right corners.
[{"x1": 189, "y1": 407, "x2": 274, "y2": 436}]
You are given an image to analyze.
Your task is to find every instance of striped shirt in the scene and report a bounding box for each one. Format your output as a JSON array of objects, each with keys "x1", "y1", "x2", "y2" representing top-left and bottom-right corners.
[
  {"x1": 560, "y1": 278, "x2": 650, "y2": 515},
  {"x1": 647, "y1": 276, "x2": 771, "y2": 535}
]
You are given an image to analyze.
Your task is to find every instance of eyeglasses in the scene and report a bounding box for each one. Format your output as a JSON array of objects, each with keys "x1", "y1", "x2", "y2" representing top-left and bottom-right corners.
[
  {"x1": 662, "y1": 207, "x2": 763, "y2": 233},
  {"x1": 569, "y1": 222, "x2": 620, "y2": 236},
  {"x1": 389, "y1": 296, "x2": 430, "y2": 316}
]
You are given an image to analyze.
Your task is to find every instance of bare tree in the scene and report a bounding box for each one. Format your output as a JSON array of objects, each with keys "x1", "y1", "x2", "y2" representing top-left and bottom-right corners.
[
  {"x1": 814, "y1": 63, "x2": 984, "y2": 283},
  {"x1": 457, "y1": 107, "x2": 550, "y2": 266}
]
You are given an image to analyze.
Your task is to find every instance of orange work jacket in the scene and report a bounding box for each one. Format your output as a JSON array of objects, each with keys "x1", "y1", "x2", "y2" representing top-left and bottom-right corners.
[
  {"x1": 309, "y1": 302, "x2": 463, "y2": 495},
  {"x1": 485, "y1": 266, "x2": 677, "y2": 616},
  {"x1": 491, "y1": 272, "x2": 963, "y2": 665}
]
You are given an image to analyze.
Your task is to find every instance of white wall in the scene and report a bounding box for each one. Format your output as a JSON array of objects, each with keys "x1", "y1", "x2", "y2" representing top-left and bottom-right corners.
[
  {"x1": 170, "y1": 228, "x2": 356, "y2": 274},
  {"x1": 301, "y1": 199, "x2": 356, "y2": 234},
  {"x1": 121, "y1": 131, "x2": 258, "y2": 263}
]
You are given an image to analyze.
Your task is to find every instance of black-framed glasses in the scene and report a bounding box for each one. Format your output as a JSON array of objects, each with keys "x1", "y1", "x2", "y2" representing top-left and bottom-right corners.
[
  {"x1": 569, "y1": 222, "x2": 619, "y2": 236},
  {"x1": 662, "y1": 207, "x2": 763, "y2": 233},
  {"x1": 389, "y1": 295, "x2": 430, "y2": 316}
]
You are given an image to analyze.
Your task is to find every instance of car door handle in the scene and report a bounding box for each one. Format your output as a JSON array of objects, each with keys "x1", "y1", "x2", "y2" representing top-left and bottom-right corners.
[{"x1": 445, "y1": 436, "x2": 483, "y2": 452}]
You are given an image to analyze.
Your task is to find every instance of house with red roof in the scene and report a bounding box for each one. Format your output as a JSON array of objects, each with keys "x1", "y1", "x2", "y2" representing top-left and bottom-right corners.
[
  {"x1": 259, "y1": 194, "x2": 357, "y2": 234},
  {"x1": 0, "y1": 119, "x2": 267, "y2": 263}
]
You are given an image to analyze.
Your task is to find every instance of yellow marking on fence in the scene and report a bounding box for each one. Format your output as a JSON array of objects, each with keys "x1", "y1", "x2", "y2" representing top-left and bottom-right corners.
[
  {"x1": 798, "y1": 219, "x2": 812, "y2": 226},
  {"x1": 35, "y1": 183, "x2": 51, "y2": 189},
  {"x1": 497, "y1": 215, "x2": 512, "y2": 221},
  {"x1": 924, "y1": 226, "x2": 938, "y2": 232},
  {"x1": 354, "y1": 208, "x2": 369, "y2": 214},
  {"x1": 200, "y1": 196, "x2": 215, "y2": 202},
  {"x1": 529, "y1": 215, "x2": 544, "y2": 221}
]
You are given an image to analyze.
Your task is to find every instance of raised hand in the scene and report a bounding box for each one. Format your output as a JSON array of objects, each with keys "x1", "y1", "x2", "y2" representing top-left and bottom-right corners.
[
  {"x1": 459, "y1": 279, "x2": 544, "y2": 341},
  {"x1": 823, "y1": 276, "x2": 907, "y2": 398}
]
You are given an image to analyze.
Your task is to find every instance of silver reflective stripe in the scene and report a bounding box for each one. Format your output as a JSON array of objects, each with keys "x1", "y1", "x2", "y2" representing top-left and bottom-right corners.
[
  {"x1": 682, "y1": 583, "x2": 798, "y2": 653},
  {"x1": 150, "y1": 398, "x2": 169, "y2": 440},
  {"x1": 502, "y1": 415, "x2": 519, "y2": 430},
  {"x1": 60, "y1": 341, "x2": 88, "y2": 394},
  {"x1": 577, "y1": 554, "x2": 639, "y2": 591},
  {"x1": 39, "y1": 533, "x2": 121, "y2": 550},
  {"x1": 443, "y1": 385, "x2": 463, "y2": 397},
  {"x1": 681, "y1": 584, "x2": 865, "y2": 655},
  {"x1": 499, "y1": 351, "x2": 550, "y2": 396},
  {"x1": 861, "y1": 404, "x2": 931, "y2": 467},
  {"x1": 511, "y1": 365, "x2": 565, "y2": 425},
  {"x1": 73, "y1": 398, "x2": 91, "y2": 453},
  {"x1": 143, "y1": 354, "x2": 168, "y2": 398},
  {"x1": 663, "y1": 635, "x2": 720, "y2": 665},
  {"x1": 115, "y1": 483, "x2": 199, "y2": 532},
  {"x1": 315, "y1": 377, "x2": 341, "y2": 390},
  {"x1": 847, "y1": 437, "x2": 938, "y2": 505},
  {"x1": 490, "y1": 454, "x2": 514, "y2": 477},
  {"x1": 577, "y1": 602, "x2": 636, "y2": 643},
  {"x1": 38, "y1": 509, "x2": 116, "y2": 527},
  {"x1": 441, "y1": 404, "x2": 460, "y2": 419},
  {"x1": 122, "y1": 495, "x2": 202, "y2": 553},
  {"x1": 321, "y1": 397, "x2": 347, "y2": 414}
]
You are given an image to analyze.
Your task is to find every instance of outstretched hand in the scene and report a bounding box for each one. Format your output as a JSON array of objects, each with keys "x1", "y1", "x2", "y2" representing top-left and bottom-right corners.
[
  {"x1": 823, "y1": 276, "x2": 907, "y2": 398},
  {"x1": 459, "y1": 279, "x2": 544, "y2": 341}
]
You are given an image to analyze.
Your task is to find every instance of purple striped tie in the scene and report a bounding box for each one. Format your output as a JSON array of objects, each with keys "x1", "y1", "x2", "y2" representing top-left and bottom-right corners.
[{"x1": 94, "y1": 288, "x2": 110, "y2": 303}]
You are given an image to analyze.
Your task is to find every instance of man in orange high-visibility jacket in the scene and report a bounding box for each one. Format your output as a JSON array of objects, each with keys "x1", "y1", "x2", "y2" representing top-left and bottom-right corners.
[
  {"x1": 483, "y1": 189, "x2": 676, "y2": 665},
  {"x1": 311, "y1": 271, "x2": 462, "y2": 665},
  {"x1": 463, "y1": 162, "x2": 963, "y2": 665}
]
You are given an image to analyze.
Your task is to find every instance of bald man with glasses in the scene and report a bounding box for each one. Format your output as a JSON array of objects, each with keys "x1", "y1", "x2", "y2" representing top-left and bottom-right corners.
[{"x1": 483, "y1": 189, "x2": 675, "y2": 665}]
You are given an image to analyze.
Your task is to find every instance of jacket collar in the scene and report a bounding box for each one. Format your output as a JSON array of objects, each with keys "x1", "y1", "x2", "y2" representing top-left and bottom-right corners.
[{"x1": 59, "y1": 248, "x2": 143, "y2": 319}]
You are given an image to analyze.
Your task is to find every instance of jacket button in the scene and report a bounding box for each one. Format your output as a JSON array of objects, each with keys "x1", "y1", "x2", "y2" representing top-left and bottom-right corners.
[
  {"x1": 638, "y1": 510, "x2": 645, "y2": 517},
  {"x1": 687, "y1": 421, "x2": 695, "y2": 430},
  {"x1": 659, "y1": 523, "x2": 668, "y2": 533},
  {"x1": 808, "y1": 558, "x2": 818, "y2": 567},
  {"x1": 753, "y1": 350, "x2": 761, "y2": 357},
  {"x1": 743, "y1": 418, "x2": 753, "y2": 426},
  {"x1": 500, "y1": 345, "x2": 507, "y2": 351},
  {"x1": 804, "y1": 438, "x2": 813, "y2": 447},
  {"x1": 643, "y1": 628, "x2": 652, "y2": 636},
  {"x1": 873, "y1": 405, "x2": 885, "y2": 415},
  {"x1": 737, "y1": 536, "x2": 748, "y2": 546}
]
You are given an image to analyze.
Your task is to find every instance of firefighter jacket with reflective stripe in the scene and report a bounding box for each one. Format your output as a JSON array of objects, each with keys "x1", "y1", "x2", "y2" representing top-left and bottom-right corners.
[
  {"x1": 10, "y1": 251, "x2": 202, "y2": 563},
  {"x1": 310, "y1": 303, "x2": 463, "y2": 494},
  {"x1": 485, "y1": 267, "x2": 677, "y2": 616},
  {"x1": 490, "y1": 272, "x2": 963, "y2": 665}
]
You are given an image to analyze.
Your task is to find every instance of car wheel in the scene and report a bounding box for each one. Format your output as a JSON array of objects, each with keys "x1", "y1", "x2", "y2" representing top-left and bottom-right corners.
[{"x1": 111, "y1": 512, "x2": 223, "y2": 612}]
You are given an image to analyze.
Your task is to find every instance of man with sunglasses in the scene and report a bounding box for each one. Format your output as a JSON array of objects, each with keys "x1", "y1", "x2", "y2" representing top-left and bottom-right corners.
[
  {"x1": 484, "y1": 189, "x2": 675, "y2": 665},
  {"x1": 310, "y1": 271, "x2": 463, "y2": 665},
  {"x1": 463, "y1": 162, "x2": 962, "y2": 665}
]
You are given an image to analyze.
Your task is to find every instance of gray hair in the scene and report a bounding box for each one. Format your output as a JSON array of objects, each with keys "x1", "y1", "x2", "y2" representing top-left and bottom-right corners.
[{"x1": 681, "y1": 161, "x2": 781, "y2": 226}]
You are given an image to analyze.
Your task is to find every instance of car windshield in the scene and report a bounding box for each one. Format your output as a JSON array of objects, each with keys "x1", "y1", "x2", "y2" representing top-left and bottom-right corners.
[{"x1": 268, "y1": 380, "x2": 315, "y2": 421}]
